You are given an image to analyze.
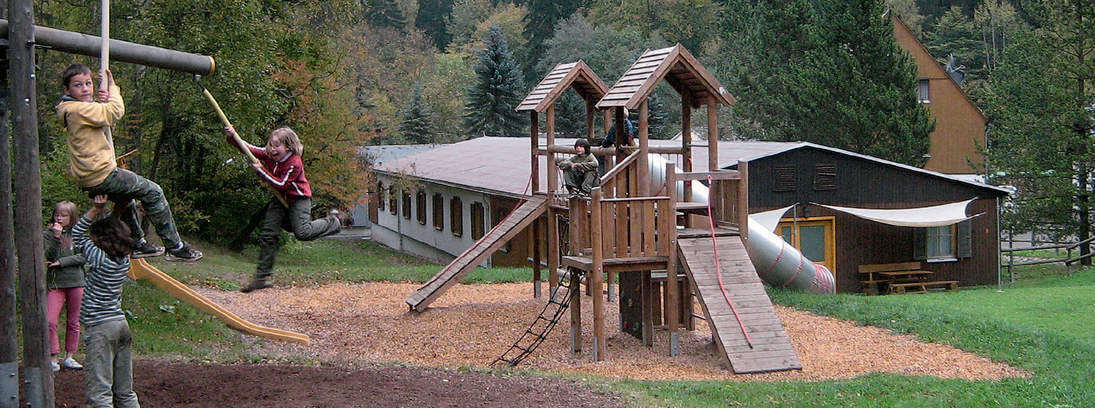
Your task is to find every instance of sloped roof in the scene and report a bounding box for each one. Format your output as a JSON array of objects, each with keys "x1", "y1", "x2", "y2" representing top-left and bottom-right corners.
[
  {"x1": 516, "y1": 60, "x2": 609, "y2": 113},
  {"x1": 371, "y1": 137, "x2": 1008, "y2": 198},
  {"x1": 597, "y1": 44, "x2": 737, "y2": 110}
]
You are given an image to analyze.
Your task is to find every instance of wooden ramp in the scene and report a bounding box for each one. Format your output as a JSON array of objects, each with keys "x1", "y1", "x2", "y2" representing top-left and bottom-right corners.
[
  {"x1": 678, "y1": 236, "x2": 802, "y2": 373},
  {"x1": 407, "y1": 195, "x2": 548, "y2": 312}
]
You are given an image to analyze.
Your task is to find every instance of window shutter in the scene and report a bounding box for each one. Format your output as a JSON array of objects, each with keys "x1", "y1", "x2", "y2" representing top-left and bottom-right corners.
[
  {"x1": 913, "y1": 228, "x2": 927, "y2": 260},
  {"x1": 957, "y1": 220, "x2": 972, "y2": 258},
  {"x1": 774, "y1": 165, "x2": 796, "y2": 192},
  {"x1": 813, "y1": 163, "x2": 837, "y2": 191}
]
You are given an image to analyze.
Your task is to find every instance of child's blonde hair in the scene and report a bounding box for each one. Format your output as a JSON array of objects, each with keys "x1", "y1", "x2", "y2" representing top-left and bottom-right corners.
[
  {"x1": 52, "y1": 201, "x2": 78, "y2": 228},
  {"x1": 271, "y1": 127, "x2": 304, "y2": 156}
]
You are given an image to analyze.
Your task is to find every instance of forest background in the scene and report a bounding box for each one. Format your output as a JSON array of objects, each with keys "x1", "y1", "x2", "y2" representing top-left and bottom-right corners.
[{"x1": 28, "y1": 0, "x2": 1094, "y2": 248}]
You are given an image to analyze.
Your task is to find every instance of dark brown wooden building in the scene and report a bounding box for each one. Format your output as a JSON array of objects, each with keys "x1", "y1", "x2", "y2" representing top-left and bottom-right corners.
[{"x1": 731, "y1": 142, "x2": 1010, "y2": 293}]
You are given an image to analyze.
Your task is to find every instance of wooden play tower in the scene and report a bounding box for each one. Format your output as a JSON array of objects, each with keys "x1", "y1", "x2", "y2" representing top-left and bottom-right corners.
[
  {"x1": 409, "y1": 44, "x2": 802, "y2": 374},
  {"x1": 517, "y1": 44, "x2": 800, "y2": 373}
]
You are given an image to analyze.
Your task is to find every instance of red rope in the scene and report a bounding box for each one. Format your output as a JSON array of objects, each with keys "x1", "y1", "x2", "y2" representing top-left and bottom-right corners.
[{"x1": 704, "y1": 176, "x2": 753, "y2": 348}]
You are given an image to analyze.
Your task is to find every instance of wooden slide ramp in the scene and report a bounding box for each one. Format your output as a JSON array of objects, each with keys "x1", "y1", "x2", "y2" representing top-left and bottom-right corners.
[
  {"x1": 407, "y1": 195, "x2": 548, "y2": 312},
  {"x1": 678, "y1": 236, "x2": 802, "y2": 373}
]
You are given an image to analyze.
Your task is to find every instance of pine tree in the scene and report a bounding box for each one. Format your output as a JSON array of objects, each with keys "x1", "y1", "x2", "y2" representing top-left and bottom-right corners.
[
  {"x1": 463, "y1": 26, "x2": 528, "y2": 137},
  {"x1": 364, "y1": 0, "x2": 407, "y2": 31},
  {"x1": 720, "y1": 0, "x2": 933, "y2": 166},
  {"x1": 417, "y1": 0, "x2": 456, "y2": 50},
  {"x1": 400, "y1": 85, "x2": 437, "y2": 144},
  {"x1": 522, "y1": 0, "x2": 584, "y2": 82}
]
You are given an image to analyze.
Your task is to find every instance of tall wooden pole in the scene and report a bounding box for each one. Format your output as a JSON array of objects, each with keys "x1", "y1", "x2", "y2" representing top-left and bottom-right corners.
[
  {"x1": 10, "y1": 0, "x2": 52, "y2": 404},
  {"x1": 0, "y1": 9, "x2": 21, "y2": 405}
]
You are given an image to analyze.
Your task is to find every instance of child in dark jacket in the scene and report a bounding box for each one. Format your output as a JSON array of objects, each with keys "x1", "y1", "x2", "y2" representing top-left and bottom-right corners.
[
  {"x1": 74, "y1": 195, "x2": 140, "y2": 407},
  {"x1": 44, "y1": 201, "x2": 87, "y2": 372},
  {"x1": 225, "y1": 126, "x2": 351, "y2": 292},
  {"x1": 558, "y1": 139, "x2": 600, "y2": 197}
]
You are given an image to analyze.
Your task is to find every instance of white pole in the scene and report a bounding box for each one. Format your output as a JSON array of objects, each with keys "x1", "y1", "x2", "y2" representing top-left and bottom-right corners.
[
  {"x1": 101, "y1": 0, "x2": 112, "y2": 142},
  {"x1": 100, "y1": 0, "x2": 110, "y2": 79}
]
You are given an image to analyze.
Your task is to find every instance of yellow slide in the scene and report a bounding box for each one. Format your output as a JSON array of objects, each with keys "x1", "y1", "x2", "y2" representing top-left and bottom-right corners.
[{"x1": 128, "y1": 258, "x2": 311, "y2": 345}]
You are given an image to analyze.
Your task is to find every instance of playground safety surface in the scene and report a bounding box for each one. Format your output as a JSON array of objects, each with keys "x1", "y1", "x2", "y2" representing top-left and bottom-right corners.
[{"x1": 49, "y1": 281, "x2": 1027, "y2": 406}]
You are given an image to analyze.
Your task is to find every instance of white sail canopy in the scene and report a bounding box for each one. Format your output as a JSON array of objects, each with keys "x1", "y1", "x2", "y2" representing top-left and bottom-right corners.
[
  {"x1": 814, "y1": 199, "x2": 982, "y2": 228},
  {"x1": 749, "y1": 205, "x2": 796, "y2": 232}
]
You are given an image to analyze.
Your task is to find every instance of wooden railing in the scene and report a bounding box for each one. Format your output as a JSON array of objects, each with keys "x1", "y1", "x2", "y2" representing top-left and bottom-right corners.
[{"x1": 1001, "y1": 236, "x2": 1095, "y2": 280}]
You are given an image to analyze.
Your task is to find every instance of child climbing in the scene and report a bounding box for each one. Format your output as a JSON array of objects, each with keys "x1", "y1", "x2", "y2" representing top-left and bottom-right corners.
[
  {"x1": 558, "y1": 138, "x2": 599, "y2": 197},
  {"x1": 56, "y1": 63, "x2": 202, "y2": 262},
  {"x1": 225, "y1": 126, "x2": 352, "y2": 292},
  {"x1": 74, "y1": 195, "x2": 140, "y2": 407},
  {"x1": 44, "y1": 200, "x2": 87, "y2": 373}
]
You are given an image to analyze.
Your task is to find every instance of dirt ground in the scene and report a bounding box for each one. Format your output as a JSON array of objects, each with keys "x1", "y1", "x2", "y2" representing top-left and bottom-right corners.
[{"x1": 49, "y1": 281, "x2": 1029, "y2": 407}]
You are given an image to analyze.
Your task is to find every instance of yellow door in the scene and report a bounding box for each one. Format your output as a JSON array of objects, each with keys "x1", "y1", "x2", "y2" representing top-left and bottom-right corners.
[{"x1": 778, "y1": 217, "x2": 836, "y2": 276}]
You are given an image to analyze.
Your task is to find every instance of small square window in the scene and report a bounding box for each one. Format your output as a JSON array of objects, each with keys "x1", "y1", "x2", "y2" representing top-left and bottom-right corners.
[{"x1": 917, "y1": 79, "x2": 931, "y2": 103}]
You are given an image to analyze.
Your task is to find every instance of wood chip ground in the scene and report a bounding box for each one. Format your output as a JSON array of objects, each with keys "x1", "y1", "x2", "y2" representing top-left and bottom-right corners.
[{"x1": 194, "y1": 282, "x2": 1029, "y2": 382}]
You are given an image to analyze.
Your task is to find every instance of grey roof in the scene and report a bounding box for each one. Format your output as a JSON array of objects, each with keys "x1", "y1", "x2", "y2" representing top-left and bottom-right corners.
[{"x1": 371, "y1": 137, "x2": 1009, "y2": 197}]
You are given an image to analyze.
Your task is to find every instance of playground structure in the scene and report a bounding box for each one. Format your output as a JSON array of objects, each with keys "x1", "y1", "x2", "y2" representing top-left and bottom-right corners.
[{"x1": 409, "y1": 45, "x2": 834, "y2": 374}]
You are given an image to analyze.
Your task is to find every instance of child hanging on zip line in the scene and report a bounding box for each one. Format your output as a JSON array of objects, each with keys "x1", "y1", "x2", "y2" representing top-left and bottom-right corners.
[
  {"x1": 225, "y1": 126, "x2": 352, "y2": 292},
  {"x1": 56, "y1": 63, "x2": 202, "y2": 262}
]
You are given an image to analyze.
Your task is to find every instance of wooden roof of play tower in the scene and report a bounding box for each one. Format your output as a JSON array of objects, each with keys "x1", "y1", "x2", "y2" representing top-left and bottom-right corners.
[
  {"x1": 517, "y1": 60, "x2": 609, "y2": 113},
  {"x1": 597, "y1": 44, "x2": 737, "y2": 111}
]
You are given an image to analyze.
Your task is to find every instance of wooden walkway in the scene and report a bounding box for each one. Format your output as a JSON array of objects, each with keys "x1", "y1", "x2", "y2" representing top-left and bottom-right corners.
[
  {"x1": 678, "y1": 236, "x2": 802, "y2": 373},
  {"x1": 406, "y1": 195, "x2": 548, "y2": 312}
]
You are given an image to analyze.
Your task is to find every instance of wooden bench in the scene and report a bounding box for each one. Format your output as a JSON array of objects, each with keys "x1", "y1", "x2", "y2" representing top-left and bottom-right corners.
[
  {"x1": 887, "y1": 280, "x2": 959, "y2": 294},
  {"x1": 857, "y1": 262, "x2": 958, "y2": 295}
]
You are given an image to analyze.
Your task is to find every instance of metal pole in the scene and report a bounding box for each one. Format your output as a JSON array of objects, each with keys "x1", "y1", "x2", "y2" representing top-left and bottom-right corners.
[
  {"x1": 9, "y1": 0, "x2": 53, "y2": 404},
  {"x1": 0, "y1": 19, "x2": 214, "y2": 76}
]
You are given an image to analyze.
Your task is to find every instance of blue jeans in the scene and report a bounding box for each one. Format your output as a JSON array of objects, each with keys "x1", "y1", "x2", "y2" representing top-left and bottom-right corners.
[{"x1": 84, "y1": 168, "x2": 182, "y2": 249}]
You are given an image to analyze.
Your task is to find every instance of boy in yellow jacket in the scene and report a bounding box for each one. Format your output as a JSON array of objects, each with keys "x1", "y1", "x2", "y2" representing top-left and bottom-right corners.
[{"x1": 57, "y1": 64, "x2": 202, "y2": 262}]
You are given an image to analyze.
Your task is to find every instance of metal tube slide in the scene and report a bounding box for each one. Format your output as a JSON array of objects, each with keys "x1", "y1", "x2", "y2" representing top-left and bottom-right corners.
[
  {"x1": 647, "y1": 154, "x2": 834, "y2": 293},
  {"x1": 0, "y1": 19, "x2": 215, "y2": 76},
  {"x1": 745, "y1": 217, "x2": 835, "y2": 294}
]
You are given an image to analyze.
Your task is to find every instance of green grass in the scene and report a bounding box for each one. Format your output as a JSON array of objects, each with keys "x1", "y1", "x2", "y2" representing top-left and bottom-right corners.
[{"x1": 127, "y1": 238, "x2": 1095, "y2": 407}]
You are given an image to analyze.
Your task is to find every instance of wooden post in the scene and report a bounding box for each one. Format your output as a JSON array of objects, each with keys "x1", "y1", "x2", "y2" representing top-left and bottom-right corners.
[
  {"x1": 530, "y1": 111, "x2": 542, "y2": 297},
  {"x1": 638, "y1": 101, "x2": 650, "y2": 197},
  {"x1": 0, "y1": 41, "x2": 20, "y2": 407},
  {"x1": 569, "y1": 268, "x2": 582, "y2": 354},
  {"x1": 707, "y1": 104, "x2": 720, "y2": 221},
  {"x1": 591, "y1": 188, "x2": 606, "y2": 361},
  {"x1": 665, "y1": 164, "x2": 680, "y2": 355},
  {"x1": 10, "y1": 0, "x2": 54, "y2": 404}
]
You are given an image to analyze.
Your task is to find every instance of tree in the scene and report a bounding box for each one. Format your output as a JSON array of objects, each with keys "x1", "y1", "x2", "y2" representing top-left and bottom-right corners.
[
  {"x1": 587, "y1": 0, "x2": 722, "y2": 52},
  {"x1": 522, "y1": 0, "x2": 585, "y2": 82},
  {"x1": 364, "y1": 0, "x2": 408, "y2": 31},
  {"x1": 718, "y1": 0, "x2": 933, "y2": 166},
  {"x1": 417, "y1": 0, "x2": 457, "y2": 50},
  {"x1": 537, "y1": 15, "x2": 674, "y2": 138},
  {"x1": 400, "y1": 84, "x2": 437, "y2": 143},
  {"x1": 985, "y1": 0, "x2": 1095, "y2": 261},
  {"x1": 925, "y1": 6, "x2": 984, "y2": 81},
  {"x1": 463, "y1": 26, "x2": 528, "y2": 137}
]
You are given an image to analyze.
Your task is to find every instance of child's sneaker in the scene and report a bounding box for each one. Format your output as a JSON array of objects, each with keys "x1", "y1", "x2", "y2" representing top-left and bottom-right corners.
[
  {"x1": 240, "y1": 278, "x2": 272, "y2": 293},
  {"x1": 329, "y1": 209, "x2": 353, "y2": 228},
  {"x1": 132, "y1": 240, "x2": 165, "y2": 258},
  {"x1": 50, "y1": 361, "x2": 60, "y2": 373},
  {"x1": 61, "y1": 358, "x2": 83, "y2": 370},
  {"x1": 164, "y1": 243, "x2": 203, "y2": 262}
]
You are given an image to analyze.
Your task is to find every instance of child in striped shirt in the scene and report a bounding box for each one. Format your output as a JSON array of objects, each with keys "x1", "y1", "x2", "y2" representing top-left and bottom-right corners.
[{"x1": 73, "y1": 195, "x2": 140, "y2": 408}]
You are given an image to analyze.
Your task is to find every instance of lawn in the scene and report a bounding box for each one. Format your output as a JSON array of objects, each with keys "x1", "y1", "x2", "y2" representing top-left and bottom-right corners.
[{"x1": 130, "y1": 237, "x2": 1095, "y2": 407}]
